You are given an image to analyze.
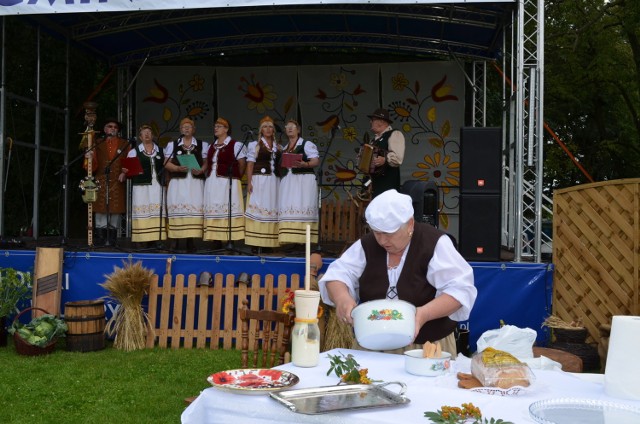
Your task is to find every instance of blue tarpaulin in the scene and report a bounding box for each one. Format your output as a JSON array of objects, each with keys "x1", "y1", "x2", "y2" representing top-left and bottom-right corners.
[{"x1": 1, "y1": 250, "x2": 552, "y2": 351}]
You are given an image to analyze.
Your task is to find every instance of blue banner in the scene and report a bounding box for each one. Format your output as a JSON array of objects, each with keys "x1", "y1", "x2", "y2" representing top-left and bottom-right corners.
[{"x1": 0, "y1": 250, "x2": 552, "y2": 350}]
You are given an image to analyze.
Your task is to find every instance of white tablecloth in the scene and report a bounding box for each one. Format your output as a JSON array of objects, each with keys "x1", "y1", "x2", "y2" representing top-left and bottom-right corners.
[{"x1": 181, "y1": 348, "x2": 640, "y2": 423}]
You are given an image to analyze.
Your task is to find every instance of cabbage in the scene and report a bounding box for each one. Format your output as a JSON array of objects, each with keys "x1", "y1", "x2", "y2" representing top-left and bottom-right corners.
[{"x1": 9, "y1": 314, "x2": 67, "y2": 347}]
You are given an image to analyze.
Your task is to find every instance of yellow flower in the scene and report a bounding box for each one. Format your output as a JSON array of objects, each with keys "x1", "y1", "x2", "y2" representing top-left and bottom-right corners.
[
  {"x1": 240, "y1": 76, "x2": 277, "y2": 114},
  {"x1": 330, "y1": 73, "x2": 348, "y2": 90},
  {"x1": 189, "y1": 74, "x2": 205, "y2": 91},
  {"x1": 392, "y1": 73, "x2": 409, "y2": 91},
  {"x1": 342, "y1": 126, "x2": 357, "y2": 142},
  {"x1": 413, "y1": 152, "x2": 460, "y2": 194}
]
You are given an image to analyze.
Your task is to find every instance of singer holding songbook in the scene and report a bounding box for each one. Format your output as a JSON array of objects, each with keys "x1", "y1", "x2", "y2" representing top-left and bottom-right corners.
[
  {"x1": 163, "y1": 117, "x2": 207, "y2": 252},
  {"x1": 278, "y1": 119, "x2": 319, "y2": 245},
  {"x1": 123, "y1": 124, "x2": 167, "y2": 246},
  {"x1": 82, "y1": 118, "x2": 130, "y2": 246},
  {"x1": 202, "y1": 117, "x2": 247, "y2": 245}
]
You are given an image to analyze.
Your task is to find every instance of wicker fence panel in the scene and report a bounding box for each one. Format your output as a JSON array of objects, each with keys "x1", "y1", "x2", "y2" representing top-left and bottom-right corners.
[
  {"x1": 147, "y1": 273, "x2": 305, "y2": 349},
  {"x1": 553, "y1": 178, "x2": 640, "y2": 343}
]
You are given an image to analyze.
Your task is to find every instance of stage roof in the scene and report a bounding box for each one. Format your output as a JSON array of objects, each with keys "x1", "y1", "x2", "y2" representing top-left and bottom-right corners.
[{"x1": 19, "y1": 2, "x2": 515, "y2": 67}]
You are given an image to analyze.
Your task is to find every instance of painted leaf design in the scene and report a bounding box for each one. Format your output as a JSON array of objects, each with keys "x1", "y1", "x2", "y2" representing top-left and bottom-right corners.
[
  {"x1": 429, "y1": 137, "x2": 443, "y2": 148},
  {"x1": 415, "y1": 80, "x2": 420, "y2": 94},
  {"x1": 163, "y1": 107, "x2": 172, "y2": 122},
  {"x1": 406, "y1": 98, "x2": 418, "y2": 105},
  {"x1": 427, "y1": 107, "x2": 437, "y2": 123},
  {"x1": 344, "y1": 102, "x2": 354, "y2": 111},
  {"x1": 315, "y1": 89, "x2": 327, "y2": 100},
  {"x1": 353, "y1": 84, "x2": 365, "y2": 95},
  {"x1": 441, "y1": 120, "x2": 451, "y2": 138}
]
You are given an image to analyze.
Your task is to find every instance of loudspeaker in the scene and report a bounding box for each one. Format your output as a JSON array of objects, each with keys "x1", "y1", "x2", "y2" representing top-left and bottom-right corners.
[
  {"x1": 460, "y1": 127, "x2": 502, "y2": 194},
  {"x1": 400, "y1": 180, "x2": 439, "y2": 228},
  {"x1": 459, "y1": 194, "x2": 501, "y2": 261}
]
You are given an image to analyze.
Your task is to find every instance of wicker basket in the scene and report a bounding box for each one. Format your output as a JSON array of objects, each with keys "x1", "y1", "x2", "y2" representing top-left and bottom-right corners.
[
  {"x1": 552, "y1": 327, "x2": 588, "y2": 343},
  {"x1": 12, "y1": 307, "x2": 58, "y2": 356}
]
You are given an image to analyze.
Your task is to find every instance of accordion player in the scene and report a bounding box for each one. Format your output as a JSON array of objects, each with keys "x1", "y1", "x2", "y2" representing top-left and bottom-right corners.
[{"x1": 357, "y1": 144, "x2": 386, "y2": 175}]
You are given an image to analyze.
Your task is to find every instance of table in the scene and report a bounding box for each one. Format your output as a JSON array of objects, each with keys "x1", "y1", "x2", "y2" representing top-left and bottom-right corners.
[{"x1": 181, "y1": 348, "x2": 640, "y2": 423}]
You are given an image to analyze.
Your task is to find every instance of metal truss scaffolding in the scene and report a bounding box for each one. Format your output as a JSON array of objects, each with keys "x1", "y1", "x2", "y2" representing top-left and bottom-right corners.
[{"x1": 513, "y1": 0, "x2": 545, "y2": 262}]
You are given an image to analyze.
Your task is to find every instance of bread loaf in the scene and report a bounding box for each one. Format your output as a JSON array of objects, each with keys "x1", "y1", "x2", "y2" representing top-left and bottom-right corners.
[{"x1": 470, "y1": 347, "x2": 532, "y2": 389}]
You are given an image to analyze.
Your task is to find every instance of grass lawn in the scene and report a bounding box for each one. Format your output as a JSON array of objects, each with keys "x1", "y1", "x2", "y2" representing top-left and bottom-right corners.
[{"x1": 0, "y1": 337, "x2": 242, "y2": 424}]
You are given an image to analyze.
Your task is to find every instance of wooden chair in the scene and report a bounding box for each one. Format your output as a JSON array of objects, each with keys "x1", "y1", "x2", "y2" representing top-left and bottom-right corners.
[{"x1": 239, "y1": 298, "x2": 295, "y2": 368}]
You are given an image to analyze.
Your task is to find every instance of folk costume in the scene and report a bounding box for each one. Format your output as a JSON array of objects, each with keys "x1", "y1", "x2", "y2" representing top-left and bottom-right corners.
[
  {"x1": 244, "y1": 116, "x2": 282, "y2": 248},
  {"x1": 278, "y1": 136, "x2": 319, "y2": 244},
  {"x1": 203, "y1": 134, "x2": 247, "y2": 241},
  {"x1": 164, "y1": 137, "x2": 207, "y2": 239},
  {"x1": 127, "y1": 142, "x2": 167, "y2": 242},
  {"x1": 82, "y1": 118, "x2": 129, "y2": 244},
  {"x1": 366, "y1": 108, "x2": 405, "y2": 198},
  {"x1": 318, "y1": 189, "x2": 476, "y2": 354}
]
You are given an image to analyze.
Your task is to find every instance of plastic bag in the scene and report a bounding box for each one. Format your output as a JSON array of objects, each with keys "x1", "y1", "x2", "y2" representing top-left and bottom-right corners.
[{"x1": 476, "y1": 325, "x2": 537, "y2": 359}]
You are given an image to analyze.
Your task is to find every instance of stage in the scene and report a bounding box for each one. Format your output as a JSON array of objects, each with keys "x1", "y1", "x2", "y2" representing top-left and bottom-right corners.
[{"x1": 1, "y1": 243, "x2": 553, "y2": 351}]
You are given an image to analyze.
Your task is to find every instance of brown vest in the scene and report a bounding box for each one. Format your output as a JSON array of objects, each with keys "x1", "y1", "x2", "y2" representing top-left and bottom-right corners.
[
  {"x1": 360, "y1": 222, "x2": 457, "y2": 343},
  {"x1": 254, "y1": 142, "x2": 281, "y2": 177}
]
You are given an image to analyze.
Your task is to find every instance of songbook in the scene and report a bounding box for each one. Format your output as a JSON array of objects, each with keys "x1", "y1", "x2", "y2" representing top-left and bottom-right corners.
[
  {"x1": 177, "y1": 153, "x2": 202, "y2": 171},
  {"x1": 121, "y1": 156, "x2": 143, "y2": 177},
  {"x1": 281, "y1": 152, "x2": 303, "y2": 168}
]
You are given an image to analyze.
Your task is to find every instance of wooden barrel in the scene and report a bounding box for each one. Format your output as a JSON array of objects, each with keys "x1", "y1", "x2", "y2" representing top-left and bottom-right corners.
[{"x1": 64, "y1": 300, "x2": 106, "y2": 352}]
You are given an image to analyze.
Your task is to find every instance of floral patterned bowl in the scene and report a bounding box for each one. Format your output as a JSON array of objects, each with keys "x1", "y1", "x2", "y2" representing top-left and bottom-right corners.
[
  {"x1": 351, "y1": 299, "x2": 416, "y2": 350},
  {"x1": 404, "y1": 349, "x2": 451, "y2": 376}
]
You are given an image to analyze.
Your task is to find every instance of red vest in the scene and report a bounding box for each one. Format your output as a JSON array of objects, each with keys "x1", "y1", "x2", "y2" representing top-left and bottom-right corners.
[{"x1": 206, "y1": 140, "x2": 242, "y2": 179}]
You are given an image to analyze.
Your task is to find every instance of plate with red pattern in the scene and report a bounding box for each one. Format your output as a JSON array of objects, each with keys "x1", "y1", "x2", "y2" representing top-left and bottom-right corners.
[{"x1": 207, "y1": 369, "x2": 300, "y2": 395}]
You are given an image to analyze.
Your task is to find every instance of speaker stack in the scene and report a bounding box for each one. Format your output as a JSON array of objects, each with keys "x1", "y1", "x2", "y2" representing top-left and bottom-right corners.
[{"x1": 459, "y1": 127, "x2": 502, "y2": 261}]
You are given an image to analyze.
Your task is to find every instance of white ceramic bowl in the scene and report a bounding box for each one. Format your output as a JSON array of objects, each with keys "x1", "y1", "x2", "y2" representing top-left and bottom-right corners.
[
  {"x1": 351, "y1": 299, "x2": 416, "y2": 350},
  {"x1": 404, "y1": 349, "x2": 452, "y2": 376}
]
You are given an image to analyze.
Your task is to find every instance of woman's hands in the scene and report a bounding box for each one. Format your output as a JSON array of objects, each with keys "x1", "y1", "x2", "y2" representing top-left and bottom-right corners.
[{"x1": 118, "y1": 168, "x2": 129, "y2": 182}]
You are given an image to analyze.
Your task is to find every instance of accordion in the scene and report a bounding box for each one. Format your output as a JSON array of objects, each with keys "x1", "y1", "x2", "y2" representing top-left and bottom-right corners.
[{"x1": 357, "y1": 144, "x2": 385, "y2": 175}]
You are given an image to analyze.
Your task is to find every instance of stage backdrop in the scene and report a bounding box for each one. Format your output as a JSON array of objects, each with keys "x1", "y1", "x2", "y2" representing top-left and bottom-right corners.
[
  {"x1": 1, "y1": 250, "x2": 552, "y2": 351},
  {"x1": 136, "y1": 61, "x2": 464, "y2": 237}
]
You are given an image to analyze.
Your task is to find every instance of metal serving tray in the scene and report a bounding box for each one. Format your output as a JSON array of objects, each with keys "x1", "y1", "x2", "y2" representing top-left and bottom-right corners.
[{"x1": 269, "y1": 381, "x2": 409, "y2": 415}]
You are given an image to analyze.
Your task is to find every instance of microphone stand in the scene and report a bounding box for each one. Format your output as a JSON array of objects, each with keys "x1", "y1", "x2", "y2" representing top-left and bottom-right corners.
[
  {"x1": 211, "y1": 131, "x2": 252, "y2": 255},
  {"x1": 54, "y1": 134, "x2": 107, "y2": 247},
  {"x1": 155, "y1": 138, "x2": 178, "y2": 250},
  {"x1": 101, "y1": 137, "x2": 130, "y2": 249}
]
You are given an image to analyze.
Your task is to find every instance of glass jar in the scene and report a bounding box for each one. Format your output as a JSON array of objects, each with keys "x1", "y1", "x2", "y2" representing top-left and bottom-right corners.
[{"x1": 291, "y1": 317, "x2": 320, "y2": 367}]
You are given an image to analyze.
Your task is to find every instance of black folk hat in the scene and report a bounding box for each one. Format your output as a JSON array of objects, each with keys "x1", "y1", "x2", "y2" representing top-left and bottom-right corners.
[
  {"x1": 367, "y1": 108, "x2": 392, "y2": 124},
  {"x1": 103, "y1": 117, "x2": 123, "y2": 131}
]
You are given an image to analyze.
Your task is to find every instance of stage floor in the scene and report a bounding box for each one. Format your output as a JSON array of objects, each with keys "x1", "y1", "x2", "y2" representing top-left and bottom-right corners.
[
  {"x1": 1, "y1": 236, "x2": 348, "y2": 259},
  {"x1": 1, "y1": 236, "x2": 520, "y2": 261}
]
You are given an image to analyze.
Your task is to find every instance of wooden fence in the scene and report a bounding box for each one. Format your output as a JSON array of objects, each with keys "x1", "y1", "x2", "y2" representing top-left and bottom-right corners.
[
  {"x1": 318, "y1": 198, "x2": 366, "y2": 247},
  {"x1": 146, "y1": 272, "x2": 306, "y2": 350},
  {"x1": 553, "y1": 178, "x2": 640, "y2": 344}
]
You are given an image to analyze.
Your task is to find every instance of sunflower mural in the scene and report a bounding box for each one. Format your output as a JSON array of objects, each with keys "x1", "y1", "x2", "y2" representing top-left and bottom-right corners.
[
  {"x1": 311, "y1": 67, "x2": 371, "y2": 200},
  {"x1": 141, "y1": 73, "x2": 212, "y2": 147},
  {"x1": 236, "y1": 73, "x2": 296, "y2": 134},
  {"x1": 384, "y1": 71, "x2": 463, "y2": 230}
]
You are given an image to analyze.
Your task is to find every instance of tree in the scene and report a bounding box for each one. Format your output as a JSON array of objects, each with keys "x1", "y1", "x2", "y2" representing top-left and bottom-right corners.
[{"x1": 544, "y1": 0, "x2": 640, "y2": 190}]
